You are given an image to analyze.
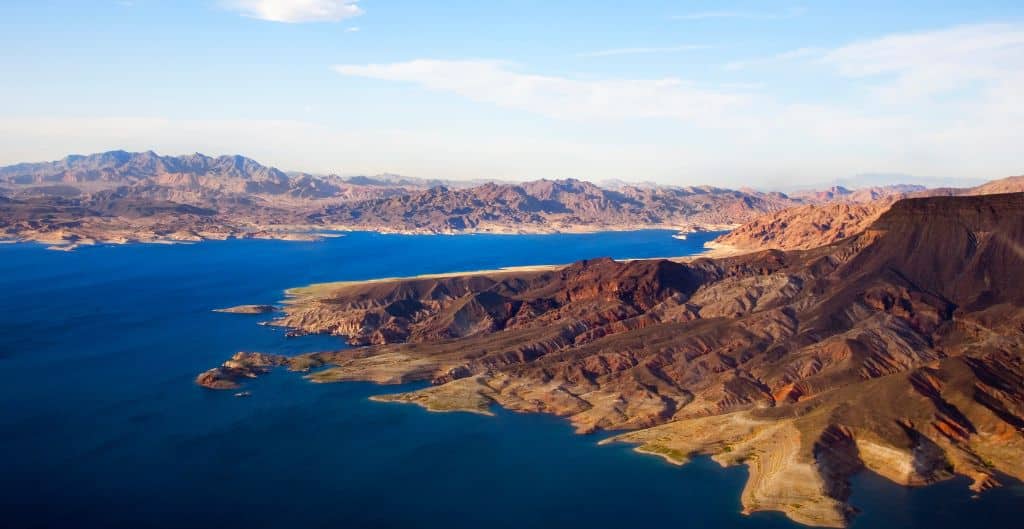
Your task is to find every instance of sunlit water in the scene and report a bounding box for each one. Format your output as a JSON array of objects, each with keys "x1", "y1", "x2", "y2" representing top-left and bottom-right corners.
[{"x1": 1, "y1": 231, "x2": 1020, "y2": 528}]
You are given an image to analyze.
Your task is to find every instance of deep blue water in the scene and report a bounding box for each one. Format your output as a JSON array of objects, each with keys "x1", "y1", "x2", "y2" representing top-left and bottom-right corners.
[{"x1": 0, "y1": 230, "x2": 1021, "y2": 529}]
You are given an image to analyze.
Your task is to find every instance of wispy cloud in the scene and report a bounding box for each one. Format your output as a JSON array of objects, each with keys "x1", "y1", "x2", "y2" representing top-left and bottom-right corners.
[
  {"x1": 728, "y1": 23, "x2": 1024, "y2": 103},
  {"x1": 329, "y1": 23, "x2": 1024, "y2": 182},
  {"x1": 825, "y1": 23, "x2": 1024, "y2": 75},
  {"x1": 334, "y1": 60, "x2": 751, "y2": 122},
  {"x1": 822, "y1": 23, "x2": 1024, "y2": 101},
  {"x1": 672, "y1": 7, "x2": 805, "y2": 21},
  {"x1": 224, "y1": 0, "x2": 363, "y2": 23},
  {"x1": 724, "y1": 47, "x2": 821, "y2": 70},
  {"x1": 576, "y1": 45, "x2": 709, "y2": 58},
  {"x1": 345, "y1": 26, "x2": 360, "y2": 32}
]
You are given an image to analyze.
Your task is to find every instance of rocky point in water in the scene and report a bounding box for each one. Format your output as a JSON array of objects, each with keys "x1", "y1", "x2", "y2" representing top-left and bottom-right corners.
[{"x1": 213, "y1": 305, "x2": 279, "y2": 314}]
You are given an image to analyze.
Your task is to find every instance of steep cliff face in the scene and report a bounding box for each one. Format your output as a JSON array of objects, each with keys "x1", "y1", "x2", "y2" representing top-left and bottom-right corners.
[
  {"x1": 199, "y1": 192, "x2": 1024, "y2": 527},
  {"x1": 848, "y1": 193, "x2": 1024, "y2": 308}
]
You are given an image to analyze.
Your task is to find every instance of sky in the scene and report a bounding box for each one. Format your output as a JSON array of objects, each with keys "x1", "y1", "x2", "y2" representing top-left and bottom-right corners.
[{"x1": 0, "y1": 0, "x2": 1022, "y2": 188}]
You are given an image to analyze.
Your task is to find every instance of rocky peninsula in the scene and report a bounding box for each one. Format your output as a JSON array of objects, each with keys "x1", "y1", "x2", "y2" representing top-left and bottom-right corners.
[{"x1": 199, "y1": 192, "x2": 1024, "y2": 527}]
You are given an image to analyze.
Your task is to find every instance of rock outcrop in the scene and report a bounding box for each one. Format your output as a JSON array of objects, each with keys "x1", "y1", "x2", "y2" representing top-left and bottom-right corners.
[
  {"x1": 196, "y1": 352, "x2": 324, "y2": 389},
  {"x1": 199, "y1": 192, "x2": 1024, "y2": 526}
]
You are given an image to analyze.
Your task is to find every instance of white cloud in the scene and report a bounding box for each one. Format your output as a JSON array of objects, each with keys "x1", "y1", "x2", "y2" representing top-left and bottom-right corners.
[
  {"x1": 822, "y1": 23, "x2": 1024, "y2": 103},
  {"x1": 672, "y1": 7, "x2": 805, "y2": 21},
  {"x1": 345, "y1": 26, "x2": 360, "y2": 32},
  {"x1": 325, "y1": 23, "x2": 1024, "y2": 184},
  {"x1": 224, "y1": 0, "x2": 362, "y2": 23},
  {"x1": 334, "y1": 60, "x2": 751, "y2": 122},
  {"x1": 727, "y1": 23, "x2": 1024, "y2": 102},
  {"x1": 576, "y1": 45, "x2": 709, "y2": 58}
]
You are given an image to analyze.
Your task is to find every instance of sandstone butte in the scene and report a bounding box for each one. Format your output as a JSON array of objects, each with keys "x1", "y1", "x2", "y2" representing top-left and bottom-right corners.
[{"x1": 198, "y1": 192, "x2": 1024, "y2": 527}]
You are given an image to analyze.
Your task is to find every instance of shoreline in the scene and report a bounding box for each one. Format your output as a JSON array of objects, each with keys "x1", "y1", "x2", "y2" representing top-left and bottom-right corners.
[
  {"x1": 281, "y1": 239, "x2": 753, "y2": 301},
  {"x1": 319, "y1": 222, "x2": 734, "y2": 236},
  {"x1": 282, "y1": 263, "x2": 568, "y2": 300},
  {"x1": 1, "y1": 222, "x2": 736, "y2": 252}
]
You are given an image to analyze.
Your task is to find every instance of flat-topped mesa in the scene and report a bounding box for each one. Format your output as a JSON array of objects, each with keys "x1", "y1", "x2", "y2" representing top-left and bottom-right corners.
[
  {"x1": 200, "y1": 193, "x2": 1024, "y2": 527},
  {"x1": 843, "y1": 192, "x2": 1024, "y2": 309}
]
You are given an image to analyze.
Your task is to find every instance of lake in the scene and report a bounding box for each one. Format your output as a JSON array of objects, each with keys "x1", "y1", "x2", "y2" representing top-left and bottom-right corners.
[{"x1": 0, "y1": 230, "x2": 1020, "y2": 528}]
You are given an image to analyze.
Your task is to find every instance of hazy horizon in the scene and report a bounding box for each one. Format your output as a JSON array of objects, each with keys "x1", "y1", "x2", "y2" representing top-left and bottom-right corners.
[{"x1": 2, "y1": 1, "x2": 1022, "y2": 187}]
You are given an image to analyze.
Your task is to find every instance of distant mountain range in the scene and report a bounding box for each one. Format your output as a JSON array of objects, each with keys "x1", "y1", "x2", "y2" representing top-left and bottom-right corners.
[
  {"x1": 0, "y1": 150, "x2": 424, "y2": 200},
  {"x1": 0, "y1": 150, "x2": 1002, "y2": 250},
  {"x1": 780, "y1": 173, "x2": 987, "y2": 193},
  {"x1": 315, "y1": 178, "x2": 803, "y2": 233},
  {"x1": 839, "y1": 172, "x2": 988, "y2": 189}
]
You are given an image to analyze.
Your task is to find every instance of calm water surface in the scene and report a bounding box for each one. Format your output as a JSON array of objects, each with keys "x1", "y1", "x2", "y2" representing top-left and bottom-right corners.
[{"x1": 0, "y1": 231, "x2": 1020, "y2": 528}]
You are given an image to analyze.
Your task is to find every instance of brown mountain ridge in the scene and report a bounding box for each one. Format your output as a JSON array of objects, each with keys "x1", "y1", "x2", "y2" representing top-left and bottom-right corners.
[
  {"x1": 1, "y1": 151, "x2": 811, "y2": 249},
  {"x1": 2, "y1": 150, "x2": 940, "y2": 250}
]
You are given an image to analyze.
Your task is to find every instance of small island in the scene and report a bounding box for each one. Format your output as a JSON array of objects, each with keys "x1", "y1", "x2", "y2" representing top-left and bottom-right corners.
[{"x1": 213, "y1": 304, "x2": 279, "y2": 315}]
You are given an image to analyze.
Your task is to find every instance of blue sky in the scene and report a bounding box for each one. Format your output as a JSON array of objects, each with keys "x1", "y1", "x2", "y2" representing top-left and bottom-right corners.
[{"x1": 1, "y1": 1, "x2": 1022, "y2": 187}]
